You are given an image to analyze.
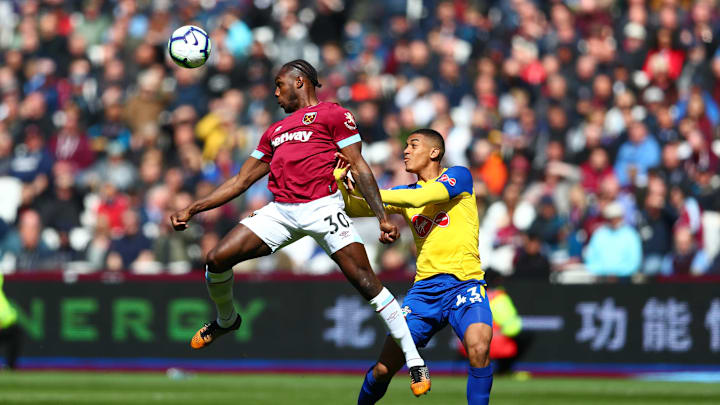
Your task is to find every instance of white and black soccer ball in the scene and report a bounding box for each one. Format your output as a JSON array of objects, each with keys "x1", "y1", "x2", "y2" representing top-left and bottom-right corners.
[{"x1": 167, "y1": 25, "x2": 211, "y2": 68}]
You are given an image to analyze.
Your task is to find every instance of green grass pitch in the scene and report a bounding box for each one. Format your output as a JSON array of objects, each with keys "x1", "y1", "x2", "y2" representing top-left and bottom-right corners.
[{"x1": 0, "y1": 371, "x2": 719, "y2": 404}]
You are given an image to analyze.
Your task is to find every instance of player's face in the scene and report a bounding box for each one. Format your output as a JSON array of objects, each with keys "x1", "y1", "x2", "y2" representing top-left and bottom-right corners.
[
  {"x1": 403, "y1": 134, "x2": 433, "y2": 173},
  {"x1": 274, "y1": 70, "x2": 300, "y2": 113}
]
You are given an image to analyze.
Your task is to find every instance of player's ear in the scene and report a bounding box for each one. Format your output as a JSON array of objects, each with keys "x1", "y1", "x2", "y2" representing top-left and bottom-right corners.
[
  {"x1": 429, "y1": 147, "x2": 440, "y2": 160},
  {"x1": 296, "y1": 76, "x2": 304, "y2": 89}
]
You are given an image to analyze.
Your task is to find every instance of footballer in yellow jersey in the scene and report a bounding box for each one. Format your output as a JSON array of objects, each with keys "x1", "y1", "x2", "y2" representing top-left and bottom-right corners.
[{"x1": 337, "y1": 129, "x2": 493, "y2": 405}]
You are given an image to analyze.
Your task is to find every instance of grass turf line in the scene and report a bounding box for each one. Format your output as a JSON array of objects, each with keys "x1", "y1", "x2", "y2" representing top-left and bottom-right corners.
[{"x1": 0, "y1": 371, "x2": 719, "y2": 404}]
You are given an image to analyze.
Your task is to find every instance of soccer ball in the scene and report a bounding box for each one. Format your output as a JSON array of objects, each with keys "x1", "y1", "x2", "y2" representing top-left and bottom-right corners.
[{"x1": 167, "y1": 25, "x2": 211, "y2": 68}]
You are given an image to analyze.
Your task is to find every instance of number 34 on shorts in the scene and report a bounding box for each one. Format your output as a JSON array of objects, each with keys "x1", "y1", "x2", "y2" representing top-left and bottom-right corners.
[{"x1": 455, "y1": 286, "x2": 484, "y2": 307}]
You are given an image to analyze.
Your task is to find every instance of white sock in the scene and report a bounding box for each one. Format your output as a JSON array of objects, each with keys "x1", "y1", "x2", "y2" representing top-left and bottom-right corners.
[
  {"x1": 370, "y1": 287, "x2": 424, "y2": 368},
  {"x1": 205, "y1": 268, "x2": 238, "y2": 328}
]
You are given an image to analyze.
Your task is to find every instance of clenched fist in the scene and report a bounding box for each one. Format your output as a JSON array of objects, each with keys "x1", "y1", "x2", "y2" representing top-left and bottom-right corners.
[
  {"x1": 379, "y1": 219, "x2": 399, "y2": 244},
  {"x1": 170, "y1": 208, "x2": 193, "y2": 231}
]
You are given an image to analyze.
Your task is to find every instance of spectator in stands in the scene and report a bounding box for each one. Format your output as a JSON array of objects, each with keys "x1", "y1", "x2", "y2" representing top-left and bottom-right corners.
[
  {"x1": 529, "y1": 195, "x2": 566, "y2": 255},
  {"x1": 670, "y1": 185, "x2": 704, "y2": 246},
  {"x1": 0, "y1": 210, "x2": 58, "y2": 272},
  {"x1": 87, "y1": 93, "x2": 132, "y2": 157},
  {"x1": 480, "y1": 182, "x2": 535, "y2": 275},
  {"x1": 584, "y1": 202, "x2": 643, "y2": 282},
  {"x1": 694, "y1": 165, "x2": 720, "y2": 213},
  {"x1": 643, "y1": 28, "x2": 685, "y2": 82},
  {"x1": 619, "y1": 22, "x2": 648, "y2": 72},
  {"x1": 638, "y1": 178, "x2": 676, "y2": 276},
  {"x1": 472, "y1": 138, "x2": 507, "y2": 197},
  {"x1": 152, "y1": 204, "x2": 193, "y2": 274},
  {"x1": 36, "y1": 161, "x2": 82, "y2": 233},
  {"x1": 658, "y1": 142, "x2": 693, "y2": 190},
  {"x1": 106, "y1": 209, "x2": 153, "y2": 272},
  {"x1": 512, "y1": 230, "x2": 551, "y2": 281},
  {"x1": 170, "y1": 68, "x2": 209, "y2": 118},
  {"x1": 95, "y1": 182, "x2": 130, "y2": 237},
  {"x1": 82, "y1": 142, "x2": 138, "y2": 192},
  {"x1": 48, "y1": 104, "x2": 94, "y2": 172},
  {"x1": 580, "y1": 147, "x2": 614, "y2": 195},
  {"x1": 17, "y1": 92, "x2": 53, "y2": 141},
  {"x1": 123, "y1": 70, "x2": 169, "y2": 134},
  {"x1": 614, "y1": 120, "x2": 661, "y2": 187},
  {"x1": 9, "y1": 126, "x2": 52, "y2": 197},
  {"x1": 667, "y1": 226, "x2": 711, "y2": 276}
]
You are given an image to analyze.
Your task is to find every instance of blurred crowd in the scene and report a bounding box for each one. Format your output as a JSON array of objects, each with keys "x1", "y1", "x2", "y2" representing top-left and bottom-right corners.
[{"x1": 0, "y1": 0, "x2": 719, "y2": 282}]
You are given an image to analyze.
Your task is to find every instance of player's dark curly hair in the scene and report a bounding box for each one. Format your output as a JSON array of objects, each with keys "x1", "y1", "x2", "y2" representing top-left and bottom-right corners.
[
  {"x1": 282, "y1": 59, "x2": 322, "y2": 88},
  {"x1": 412, "y1": 128, "x2": 445, "y2": 161}
]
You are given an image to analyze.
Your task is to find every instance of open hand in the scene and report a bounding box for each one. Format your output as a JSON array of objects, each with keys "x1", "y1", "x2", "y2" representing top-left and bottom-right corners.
[{"x1": 334, "y1": 152, "x2": 355, "y2": 192}]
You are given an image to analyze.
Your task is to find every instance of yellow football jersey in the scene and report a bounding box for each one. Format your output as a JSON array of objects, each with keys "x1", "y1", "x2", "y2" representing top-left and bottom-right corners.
[
  {"x1": 337, "y1": 166, "x2": 484, "y2": 283},
  {"x1": 384, "y1": 167, "x2": 483, "y2": 282}
]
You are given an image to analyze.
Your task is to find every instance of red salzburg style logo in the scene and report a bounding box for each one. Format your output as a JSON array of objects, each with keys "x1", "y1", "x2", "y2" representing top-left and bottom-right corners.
[
  {"x1": 303, "y1": 112, "x2": 317, "y2": 125},
  {"x1": 438, "y1": 174, "x2": 456, "y2": 186},
  {"x1": 411, "y1": 211, "x2": 449, "y2": 238}
]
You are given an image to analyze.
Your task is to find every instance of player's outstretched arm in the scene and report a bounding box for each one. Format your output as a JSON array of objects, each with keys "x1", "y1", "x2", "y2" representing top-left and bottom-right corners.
[
  {"x1": 339, "y1": 142, "x2": 398, "y2": 243},
  {"x1": 170, "y1": 157, "x2": 270, "y2": 231},
  {"x1": 334, "y1": 151, "x2": 451, "y2": 208},
  {"x1": 379, "y1": 182, "x2": 450, "y2": 207}
]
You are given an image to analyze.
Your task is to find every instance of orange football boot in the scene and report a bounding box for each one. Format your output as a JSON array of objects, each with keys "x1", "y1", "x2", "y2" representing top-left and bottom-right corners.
[
  {"x1": 190, "y1": 315, "x2": 242, "y2": 349},
  {"x1": 409, "y1": 365, "x2": 431, "y2": 396}
]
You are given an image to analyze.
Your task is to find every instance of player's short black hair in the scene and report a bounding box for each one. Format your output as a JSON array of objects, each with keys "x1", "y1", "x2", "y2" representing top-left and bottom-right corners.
[
  {"x1": 411, "y1": 128, "x2": 445, "y2": 161},
  {"x1": 282, "y1": 59, "x2": 322, "y2": 88}
]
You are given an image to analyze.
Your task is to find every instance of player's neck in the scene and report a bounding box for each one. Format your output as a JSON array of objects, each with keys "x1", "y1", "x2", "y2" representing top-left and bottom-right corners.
[
  {"x1": 298, "y1": 92, "x2": 320, "y2": 109},
  {"x1": 416, "y1": 164, "x2": 442, "y2": 182}
]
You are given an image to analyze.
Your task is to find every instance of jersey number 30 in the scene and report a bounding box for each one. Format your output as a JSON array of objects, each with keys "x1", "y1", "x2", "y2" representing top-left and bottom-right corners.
[{"x1": 325, "y1": 212, "x2": 350, "y2": 234}]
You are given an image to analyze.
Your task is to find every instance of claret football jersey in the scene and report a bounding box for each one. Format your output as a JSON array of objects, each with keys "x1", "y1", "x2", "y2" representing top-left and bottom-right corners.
[{"x1": 251, "y1": 102, "x2": 361, "y2": 203}]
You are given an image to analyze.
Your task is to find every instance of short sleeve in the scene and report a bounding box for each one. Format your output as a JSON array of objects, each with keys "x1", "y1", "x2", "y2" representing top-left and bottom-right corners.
[
  {"x1": 329, "y1": 106, "x2": 361, "y2": 148},
  {"x1": 435, "y1": 166, "x2": 473, "y2": 199},
  {"x1": 252, "y1": 125, "x2": 275, "y2": 163}
]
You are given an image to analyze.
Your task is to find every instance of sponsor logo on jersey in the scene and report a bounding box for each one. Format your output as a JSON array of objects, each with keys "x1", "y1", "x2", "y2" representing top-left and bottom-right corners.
[
  {"x1": 438, "y1": 174, "x2": 456, "y2": 186},
  {"x1": 302, "y1": 112, "x2": 317, "y2": 125},
  {"x1": 410, "y1": 211, "x2": 449, "y2": 238},
  {"x1": 271, "y1": 130, "x2": 313, "y2": 148},
  {"x1": 343, "y1": 111, "x2": 357, "y2": 130}
]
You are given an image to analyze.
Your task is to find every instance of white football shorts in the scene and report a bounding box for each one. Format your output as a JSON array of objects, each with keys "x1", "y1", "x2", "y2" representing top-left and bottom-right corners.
[{"x1": 240, "y1": 191, "x2": 364, "y2": 255}]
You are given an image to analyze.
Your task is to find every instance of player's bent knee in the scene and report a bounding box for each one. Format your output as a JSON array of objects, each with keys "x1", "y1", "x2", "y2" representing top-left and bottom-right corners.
[
  {"x1": 373, "y1": 362, "x2": 396, "y2": 382},
  {"x1": 466, "y1": 340, "x2": 490, "y2": 367},
  {"x1": 205, "y1": 249, "x2": 225, "y2": 273}
]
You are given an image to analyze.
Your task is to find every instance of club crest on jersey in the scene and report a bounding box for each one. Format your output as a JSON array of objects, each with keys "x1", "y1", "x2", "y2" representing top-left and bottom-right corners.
[
  {"x1": 343, "y1": 112, "x2": 357, "y2": 130},
  {"x1": 302, "y1": 112, "x2": 317, "y2": 125},
  {"x1": 411, "y1": 211, "x2": 449, "y2": 238},
  {"x1": 438, "y1": 174, "x2": 456, "y2": 186}
]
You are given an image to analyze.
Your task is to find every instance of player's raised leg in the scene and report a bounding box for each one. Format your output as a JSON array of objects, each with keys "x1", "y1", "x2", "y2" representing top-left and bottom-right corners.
[
  {"x1": 332, "y1": 243, "x2": 430, "y2": 396},
  {"x1": 358, "y1": 335, "x2": 405, "y2": 404},
  {"x1": 463, "y1": 323, "x2": 493, "y2": 405},
  {"x1": 191, "y1": 223, "x2": 272, "y2": 349}
]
